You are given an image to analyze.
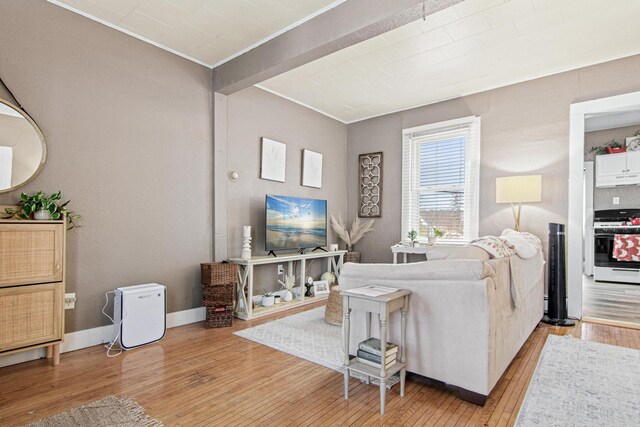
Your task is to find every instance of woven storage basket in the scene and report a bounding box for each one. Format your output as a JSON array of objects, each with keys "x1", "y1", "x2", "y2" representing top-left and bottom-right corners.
[
  {"x1": 201, "y1": 262, "x2": 237, "y2": 285},
  {"x1": 205, "y1": 305, "x2": 233, "y2": 328},
  {"x1": 344, "y1": 251, "x2": 361, "y2": 263},
  {"x1": 202, "y1": 283, "x2": 235, "y2": 307},
  {"x1": 324, "y1": 285, "x2": 343, "y2": 325}
]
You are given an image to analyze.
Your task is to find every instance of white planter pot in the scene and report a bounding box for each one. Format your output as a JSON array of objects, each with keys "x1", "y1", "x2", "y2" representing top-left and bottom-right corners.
[
  {"x1": 261, "y1": 295, "x2": 275, "y2": 307},
  {"x1": 34, "y1": 210, "x2": 52, "y2": 220},
  {"x1": 283, "y1": 290, "x2": 293, "y2": 302},
  {"x1": 412, "y1": 241, "x2": 420, "y2": 247}
]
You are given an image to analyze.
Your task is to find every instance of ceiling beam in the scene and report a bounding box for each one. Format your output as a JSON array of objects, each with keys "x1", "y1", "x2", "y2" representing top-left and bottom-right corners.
[{"x1": 212, "y1": 0, "x2": 463, "y2": 95}]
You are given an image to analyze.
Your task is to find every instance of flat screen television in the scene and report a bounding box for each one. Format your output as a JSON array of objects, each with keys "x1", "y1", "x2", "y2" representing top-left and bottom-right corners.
[{"x1": 265, "y1": 194, "x2": 327, "y2": 253}]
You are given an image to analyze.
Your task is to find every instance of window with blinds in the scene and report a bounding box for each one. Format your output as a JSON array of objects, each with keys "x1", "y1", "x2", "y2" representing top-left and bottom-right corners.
[{"x1": 401, "y1": 116, "x2": 480, "y2": 243}]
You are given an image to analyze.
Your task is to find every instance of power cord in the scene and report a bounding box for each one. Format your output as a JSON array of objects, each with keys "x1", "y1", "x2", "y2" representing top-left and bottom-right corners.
[{"x1": 101, "y1": 291, "x2": 124, "y2": 358}]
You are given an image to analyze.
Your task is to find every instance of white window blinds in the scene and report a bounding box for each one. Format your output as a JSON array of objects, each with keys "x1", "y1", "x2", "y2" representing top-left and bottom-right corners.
[{"x1": 401, "y1": 116, "x2": 480, "y2": 243}]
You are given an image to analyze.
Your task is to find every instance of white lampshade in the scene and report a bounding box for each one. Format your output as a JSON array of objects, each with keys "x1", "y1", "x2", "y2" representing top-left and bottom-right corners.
[{"x1": 496, "y1": 175, "x2": 542, "y2": 204}]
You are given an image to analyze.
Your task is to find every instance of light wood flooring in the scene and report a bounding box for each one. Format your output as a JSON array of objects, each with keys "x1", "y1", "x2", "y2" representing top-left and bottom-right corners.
[
  {"x1": 583, "y1": 275, "x2": 640, "y2": 326},
  {"x1": 1, "y1": 302, "x2": 639, "y2": 427}
]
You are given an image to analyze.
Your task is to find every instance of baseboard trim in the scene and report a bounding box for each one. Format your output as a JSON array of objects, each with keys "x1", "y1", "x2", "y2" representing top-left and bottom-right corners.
[
  {"x1": 582, "y1": 316, "x2": 640, "y2": 330},
  {"x1": 0, "y1": 306, "x2": 205, "y2": 368}
]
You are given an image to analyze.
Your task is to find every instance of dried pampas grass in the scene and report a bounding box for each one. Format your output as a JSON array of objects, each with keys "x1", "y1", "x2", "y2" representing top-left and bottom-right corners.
[{"x1": 330, "y1": 215, "x2": 375, "y2": 246}]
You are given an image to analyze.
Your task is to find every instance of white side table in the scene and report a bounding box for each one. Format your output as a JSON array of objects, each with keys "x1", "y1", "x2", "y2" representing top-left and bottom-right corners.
[
  {"x1": 342, "y1": 288, "x2": 411, "y2": 415},
  {"x1": 391, "y1": 244, "x2": 428, "y2": 264}
]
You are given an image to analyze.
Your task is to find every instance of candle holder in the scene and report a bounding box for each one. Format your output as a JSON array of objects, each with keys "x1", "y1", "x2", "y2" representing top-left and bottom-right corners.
[{"x1": 242, "y1": 226, "x2": 252, "y2": 260}]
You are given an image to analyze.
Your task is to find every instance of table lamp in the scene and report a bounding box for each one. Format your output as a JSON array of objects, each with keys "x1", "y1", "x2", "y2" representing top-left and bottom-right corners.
[{"x1": 496, "y1": 175, "x2": 542, "y2": 231}]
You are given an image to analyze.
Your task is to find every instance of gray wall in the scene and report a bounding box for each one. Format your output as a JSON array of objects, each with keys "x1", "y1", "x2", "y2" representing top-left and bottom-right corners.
[
  {"x1": 585, "y1": 125, "x2": 640, "y2": 210},
  {"x1": 226, "y1": 86, "x2": 347, "y2": 292},
  {"x1": 0, "y1": 1, "x2": 213, "y2": 331},
  {"x1": 347, "y1": 54, "x2": 640, "y2": 263}
]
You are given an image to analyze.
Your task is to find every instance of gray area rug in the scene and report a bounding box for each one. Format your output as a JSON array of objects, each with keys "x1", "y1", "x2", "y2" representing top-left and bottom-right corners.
[
  {"x1": 24, "y1": 396, "x2": 163, "y2": 427},
  {"x1": 516, "y1": 334, "x2": 640, "y2": 426},
  {"x1": 234, "y1": 306, "x2": 398, "y2": 386}
]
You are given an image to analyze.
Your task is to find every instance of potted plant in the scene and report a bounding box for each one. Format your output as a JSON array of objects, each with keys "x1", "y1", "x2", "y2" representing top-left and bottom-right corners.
[
  {"x1": 278, "y1": 273, "x2": 295, "y2": 302},
  {"x1": 407, "y1": 229, "x2": 419, "y2": 247},
  {"x1": 4, "y1": 191, "x2": 80, "y2": 230},
  {"x1": 261, "y1": 291, "x2": 275, "y2": 307},
  {"x1": 428, "y1": 227, "x2": 444, "y2": 245},
  {"x1": 588, "y1": 139, "x2": 626, "y2": 157},
  {"x1": 330, "y1": 215, "x2": 375, "y2": 263}
]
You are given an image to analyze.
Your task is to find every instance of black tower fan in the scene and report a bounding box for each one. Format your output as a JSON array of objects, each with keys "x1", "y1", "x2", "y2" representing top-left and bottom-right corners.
[{"x1": 542, "y1": 223, "x2": 575, "y2": 326}]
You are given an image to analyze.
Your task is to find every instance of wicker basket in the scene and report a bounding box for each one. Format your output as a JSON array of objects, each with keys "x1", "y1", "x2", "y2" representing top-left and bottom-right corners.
[
  {"x1": 202, "y1": 283, "x2": 235, "y2": 307},
  {"x1": 344, "y1": 251, "x2": 361, "y2": 263},
  {"x1": 324, "y1": 285, "x2": 343, "y2": 325},
  {"x1": 201, "y1": 262, "x2": 237, "y2": 285},
  {"x1": 205, "y1": 305, "x2": 233, "y2": 328}
]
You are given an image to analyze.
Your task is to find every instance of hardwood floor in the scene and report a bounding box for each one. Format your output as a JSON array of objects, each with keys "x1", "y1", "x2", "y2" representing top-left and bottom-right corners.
[
  {"x1": 583, "y1": 275, "x2": 640, "y2": 327},
  {"x1": 1, "y1": 303, "x2": 639, "y2": 426}
]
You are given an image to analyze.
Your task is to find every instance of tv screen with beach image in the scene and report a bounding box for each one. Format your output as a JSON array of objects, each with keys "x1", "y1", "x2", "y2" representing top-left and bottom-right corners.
[{"x1": 266, "y1": 195, "x2": 327, "y2": 251}]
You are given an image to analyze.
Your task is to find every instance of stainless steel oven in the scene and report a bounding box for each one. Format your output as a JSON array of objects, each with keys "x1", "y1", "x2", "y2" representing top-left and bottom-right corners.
[{"x1": 593, "y1": 209, "x2": 640, "y2": 284}]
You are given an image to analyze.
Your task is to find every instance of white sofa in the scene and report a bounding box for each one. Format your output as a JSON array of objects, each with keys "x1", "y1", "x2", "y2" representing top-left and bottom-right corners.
[{"x1": 339, "y1": 250, "x2": 544, "y2": 405}]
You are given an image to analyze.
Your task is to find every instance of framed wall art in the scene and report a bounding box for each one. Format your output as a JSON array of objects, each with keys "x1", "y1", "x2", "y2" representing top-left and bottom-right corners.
[
  {"x1": 302, "y1": 149, "x2": 323, "y2": 188},
  {"x1": 260, "y1": 137, "x2": 286, "y2": 182},
  {"x1": 359, "y1": 152, "x2": 382, "y2": 218}
]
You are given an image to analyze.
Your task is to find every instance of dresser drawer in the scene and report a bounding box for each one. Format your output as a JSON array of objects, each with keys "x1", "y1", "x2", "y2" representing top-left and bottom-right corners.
[
  {"x1": 0, "y1": 282, "x2": 64, "y2": 352},
  {"x1": 0, "y1": 223, "x2": 64, "y2": 287}
]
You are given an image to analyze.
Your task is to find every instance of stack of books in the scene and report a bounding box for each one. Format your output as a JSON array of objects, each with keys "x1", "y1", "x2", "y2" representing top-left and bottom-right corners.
[{"x1": 356, "y1": 338, "x2": 398, "y2": 369}]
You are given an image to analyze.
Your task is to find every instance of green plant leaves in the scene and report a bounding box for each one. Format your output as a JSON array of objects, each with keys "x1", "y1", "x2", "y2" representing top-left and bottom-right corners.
[{"x1": 6, "y1": 190, "x2": 80, "y2": 230}]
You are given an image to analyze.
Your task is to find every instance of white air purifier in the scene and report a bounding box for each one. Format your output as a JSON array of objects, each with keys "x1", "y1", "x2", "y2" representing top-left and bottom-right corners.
[{"x1": 113, "y1": 283, "x2": 166, "y2": 350}]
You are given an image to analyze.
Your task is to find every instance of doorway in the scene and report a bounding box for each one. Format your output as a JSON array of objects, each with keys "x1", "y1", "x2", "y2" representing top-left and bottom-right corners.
[{"x1": 568, "y1": 90, "x2": 640, "y2": 323}]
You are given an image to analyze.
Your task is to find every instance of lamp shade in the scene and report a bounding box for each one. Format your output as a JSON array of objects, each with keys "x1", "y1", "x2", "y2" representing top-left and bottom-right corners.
[{"x1": 496, "y1": 175, "x2": 542, "y2": 203}]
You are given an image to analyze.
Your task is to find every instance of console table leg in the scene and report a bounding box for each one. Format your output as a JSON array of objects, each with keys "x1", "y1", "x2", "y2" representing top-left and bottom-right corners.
[
  {"x1": 400, "y1": 368, "x2": 406, "y2": 397},
  {"x1": 380, "y1": 379, "x2": 386, "y2": 414}
]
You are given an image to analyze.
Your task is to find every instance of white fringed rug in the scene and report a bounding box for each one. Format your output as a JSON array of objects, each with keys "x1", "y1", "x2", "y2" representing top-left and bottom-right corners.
[
  {"x1": 516, "y1": 335, "x2": 640, "y2": 426},
  {"x1": 23, "y1": 396, "x2": 162, "y2": 427},
  {"x1": 234, "y1": 306, "x2": 398, "y2": 386}
]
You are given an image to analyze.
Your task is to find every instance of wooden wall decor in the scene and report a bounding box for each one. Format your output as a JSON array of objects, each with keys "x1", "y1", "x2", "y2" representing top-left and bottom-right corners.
[{"x1": 358, "y1": 152, "x2": 383, "y2": 218}]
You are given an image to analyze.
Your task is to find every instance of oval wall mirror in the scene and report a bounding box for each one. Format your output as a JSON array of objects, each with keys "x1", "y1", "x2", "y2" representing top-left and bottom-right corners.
[{"x1": 0, "y1": 99, "x2": 46, "y2": 193}]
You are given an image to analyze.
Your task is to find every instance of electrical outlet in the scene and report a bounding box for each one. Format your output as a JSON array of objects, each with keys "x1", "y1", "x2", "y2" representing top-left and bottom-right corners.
[
  {"x1": 64, "y1": 293, "x2": 77, "y2": 310},
  {"x1": 277, "y1": 264, "x2": 284, "y2": 275},
  {"x1": 613, "y1": 197, "x2": 620, "y2": 205}
]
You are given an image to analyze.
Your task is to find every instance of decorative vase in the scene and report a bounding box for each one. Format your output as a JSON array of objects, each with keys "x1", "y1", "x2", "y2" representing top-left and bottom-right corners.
[
  {"x1": 412, "y1": 241, "x2": 420, "y2": 247},
  {"x1": 346, "y1": 244, "x2": 354, "y2": 252},
  {"x1": 33, "y1": 210, "x2": 52, "y2": 220},
  {"x1": 428, "y1": 236, "x2": 436, "y2": 245},
  {"x1": 261, "y1": 295, "x2": 274, "y2": 307},
  {"x1": 345, "y1": 251, "x2": 361, "y2": 263},
  {"x1": 283, "y1": 290, "x2": 293, "y2": 302}
]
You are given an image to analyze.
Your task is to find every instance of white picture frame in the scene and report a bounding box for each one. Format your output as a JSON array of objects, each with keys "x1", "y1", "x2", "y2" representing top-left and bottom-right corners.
[
  {"x1": 302, "y1": 149, "x2": 323, "y2": 188},
  {"x1": 261, "y1": 137, "x2": 286, "y2": 182},
  {"x1": 313, "y1": 280, "x2": 329, "y2": 295},
  {"x1": 626, "y1": 136, "x2": 640, "y2": 151}
]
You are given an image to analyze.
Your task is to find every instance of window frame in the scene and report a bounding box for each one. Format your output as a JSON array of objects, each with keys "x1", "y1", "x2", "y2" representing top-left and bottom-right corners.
[{"x1": 401, "y1": 116, "x2": 481, "y2": 244}]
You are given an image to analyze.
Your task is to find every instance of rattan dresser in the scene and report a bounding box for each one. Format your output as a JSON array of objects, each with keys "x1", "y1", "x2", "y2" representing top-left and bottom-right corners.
[{"x1": 0, "y1": 218, "x2": 66, "y2": 365}]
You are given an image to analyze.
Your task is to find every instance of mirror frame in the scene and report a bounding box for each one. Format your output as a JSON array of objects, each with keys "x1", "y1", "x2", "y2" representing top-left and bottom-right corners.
[{"x1": 0, "y1": 98, "x2": 47, "y2": 194}]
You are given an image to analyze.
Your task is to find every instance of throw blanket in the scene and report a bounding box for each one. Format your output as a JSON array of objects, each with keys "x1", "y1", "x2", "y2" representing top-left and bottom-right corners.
[
  {"x1": 470, "y1": 230, "x2": 543, "y2": 307},
  {"x1": 613, "y1": 234, "x2": 640, "y2": 261}
]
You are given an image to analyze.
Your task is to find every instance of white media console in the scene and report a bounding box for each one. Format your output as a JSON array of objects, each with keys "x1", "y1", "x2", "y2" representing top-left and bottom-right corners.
[{"x1": 229, "y1": 250, "x2": 346, "y2": 320}]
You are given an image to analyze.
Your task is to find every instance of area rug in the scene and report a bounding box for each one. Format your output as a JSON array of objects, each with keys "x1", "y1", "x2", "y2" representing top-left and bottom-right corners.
[
  {"x1": 234, "y1": 306, "x2": 398, "y2": 386},
  {"x1": 24, "y1": 396, "x2": 163, "y2": 427},
  {"x1": 516, "y1": 335, "x2": 640, "y2": 427}
]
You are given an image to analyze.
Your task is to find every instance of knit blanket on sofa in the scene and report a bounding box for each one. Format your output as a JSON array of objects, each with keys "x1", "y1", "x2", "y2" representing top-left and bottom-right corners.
[{"x1": 470, "y1": 230, "x2": 543, "y2": 307}]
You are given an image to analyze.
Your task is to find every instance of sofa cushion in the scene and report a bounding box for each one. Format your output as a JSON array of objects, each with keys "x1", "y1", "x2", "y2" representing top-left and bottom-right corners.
[{"x1": 426, "y1": 245, "x2": 490, "y2": 261}]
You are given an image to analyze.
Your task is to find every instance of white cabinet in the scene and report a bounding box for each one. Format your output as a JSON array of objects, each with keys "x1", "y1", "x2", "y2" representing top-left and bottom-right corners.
[{"x1": 596, "y1": 152, "x2": 640, "y2": 187}]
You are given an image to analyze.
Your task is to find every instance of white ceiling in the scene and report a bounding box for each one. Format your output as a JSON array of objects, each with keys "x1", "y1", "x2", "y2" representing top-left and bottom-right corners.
[
  {"x1": 49, "y1": 0, "x2": 343, "y2": 67},
  {"x1": 258, "y1": 0, "x2": 640, "y2": 123}
]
